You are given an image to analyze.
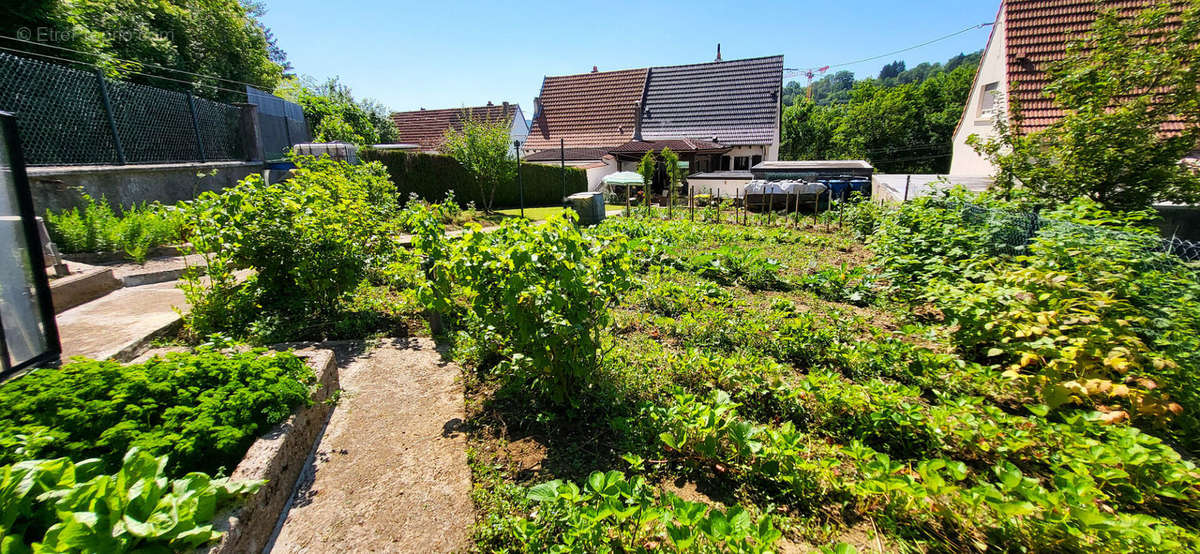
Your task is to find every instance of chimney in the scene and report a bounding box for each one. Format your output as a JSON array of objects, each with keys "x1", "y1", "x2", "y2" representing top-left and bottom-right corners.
[
  {"x1": 716, "y1": 43, "x2": 722, "y2": 62},
  {"x1": 592, "y1": 65, "x2": 599, "y2": 73},
  {"x1": 632, "y1": 101, "x2": 643, "y2": 141}
]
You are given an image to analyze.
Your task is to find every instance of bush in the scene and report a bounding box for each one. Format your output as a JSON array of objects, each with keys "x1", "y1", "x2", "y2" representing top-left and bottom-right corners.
[
  {"x1": 44, "y1": 194, "x2": 187, "y2": 262},
  {"x1": 181, "y1": 155, "x2": 401, "y2": 341},
  {"x1": 359, "y1": 148, "x2": 586, "y2": 209},
  {"x1": 1, "y1": 448, "x2": 262, "y2": 552},
  {"x1": 0, "y1": 347, "x2": 313, "y2": 476},
  {"x1": 416, "y1": 211, "x2": 632, "y2": 406}
]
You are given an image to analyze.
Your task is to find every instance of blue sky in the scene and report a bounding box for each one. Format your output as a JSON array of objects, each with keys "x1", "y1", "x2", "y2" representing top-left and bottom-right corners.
[{"x1": 259, "y1": 0, "x2": 1001, "y2": 113}]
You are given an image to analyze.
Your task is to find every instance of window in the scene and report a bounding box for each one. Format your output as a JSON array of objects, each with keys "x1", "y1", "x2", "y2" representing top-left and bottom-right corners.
[
  {"x1": 733, "y1": 156, "x2": 750, "y2": 171},
  {"x1": 979, "y1": 82, "x2": 999, "y2": 117},
  {"x1": 720, "y1": 156, "x2": 731, "y2": 171},
  {"x1": 751, "y1": 155, "x2": 763, "y2": 167}
]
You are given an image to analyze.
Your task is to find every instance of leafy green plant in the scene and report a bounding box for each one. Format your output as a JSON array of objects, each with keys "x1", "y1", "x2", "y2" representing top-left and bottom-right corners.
[
  {"x1": 0, "y1": 346, "x2": 312, "y2": 476},
  {"x1": 798, "y1": 264, "x2": 876, "y2": 306},
  {"x1": 44, "y1": 195, "x2": 187, "y2": 263},
  {"x1": 417, "y1": 212, "x2": 633, "y2": 407},
  {"x1": 181, "y1": 154, "x2": 401, "y2": 342},
  {"x1": 0, "y1": 448, "x2": 262, "y2": 552},
  {"x1": 514, "y1": 470, "x2": 782, "y2": 553}
]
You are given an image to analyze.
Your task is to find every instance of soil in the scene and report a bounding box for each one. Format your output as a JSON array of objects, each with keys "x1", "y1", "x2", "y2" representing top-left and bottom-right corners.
[{"x1": 269, "y1": 338, "x2": 472, "y2": 553}]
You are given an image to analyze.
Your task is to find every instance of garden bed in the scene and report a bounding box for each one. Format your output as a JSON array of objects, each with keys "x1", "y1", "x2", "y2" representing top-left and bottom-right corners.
[
  {"x1": 205, "y1": 347, "x2": 338, "y2": 554},
  {"x1": 415, "y1": 204, "x2": 1200, "y2": 552}
]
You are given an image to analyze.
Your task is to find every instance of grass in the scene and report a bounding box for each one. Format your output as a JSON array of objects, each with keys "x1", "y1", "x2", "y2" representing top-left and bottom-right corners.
[{"x1": 495, "y1": 204, "x2": 625, "y2": 221}]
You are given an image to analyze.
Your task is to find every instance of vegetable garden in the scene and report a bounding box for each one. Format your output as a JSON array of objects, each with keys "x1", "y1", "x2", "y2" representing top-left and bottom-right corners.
[
  {"x1": 6, "y1": 154, "x2": 1199, "y2": 552},
  {"x1": 411, "y1": 189, "x2": 1200, "y2": 552}
]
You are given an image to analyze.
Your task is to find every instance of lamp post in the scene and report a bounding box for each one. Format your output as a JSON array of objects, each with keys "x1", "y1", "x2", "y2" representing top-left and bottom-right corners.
[{"x1": 513, "y1": 140, "x2": 525, "y2": 218}]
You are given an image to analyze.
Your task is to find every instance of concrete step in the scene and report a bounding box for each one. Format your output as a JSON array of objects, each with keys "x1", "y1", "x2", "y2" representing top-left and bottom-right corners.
[{"x1": 56, "y1": 280, "x2": 188, "y2": 362}]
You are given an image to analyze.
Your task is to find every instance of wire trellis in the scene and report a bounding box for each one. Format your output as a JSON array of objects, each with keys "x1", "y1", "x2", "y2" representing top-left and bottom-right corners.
[
  {"x1": 951, "y1": 201, "x2": 1200, "y2": 267},
  {"x1": 0, "y1": 52, "x2": 244, "y2": 166}
]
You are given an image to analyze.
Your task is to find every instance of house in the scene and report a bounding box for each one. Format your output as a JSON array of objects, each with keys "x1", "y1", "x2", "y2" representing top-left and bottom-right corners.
[
  {"x1": 523, "y1": 54, "x2": 784, "y2": 191},
  {"x1": 390, "y1": 102, "x2": 529, "y2": 155},
  {"x1": 950, "y1": 0, "x2": 1193, "y2": 176}
]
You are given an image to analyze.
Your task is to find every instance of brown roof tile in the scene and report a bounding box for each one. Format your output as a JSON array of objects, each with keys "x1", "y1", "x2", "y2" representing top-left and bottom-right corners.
[
  {"x1": 524, "y1": 68, "x2": 648, "y2": 151},
  {"x1": 390, "y1": 103, "x2": 517, "y2": 150},
  {"x1": 1004, "y1": 0, "x2": 1186, "y2": 135},
  {"x1": 610, "y1": 139, "x2": 730, "y2": 154},
  {"x1": 524, "y1": 147, "x2": 611, "y2": 162}
]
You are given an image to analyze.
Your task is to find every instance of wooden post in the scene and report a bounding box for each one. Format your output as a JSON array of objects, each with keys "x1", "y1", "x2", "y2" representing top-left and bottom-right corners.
[
  {"x1": 625, "y1": 185, "x2": 631, "y2": 217},
  {"x1": 903, "y1": 175, "x2": 911, "y2": 202},
  {"x1": 794, "y1": 191, "x2": 801, "y2": 227},
  {"x1": 826, "y1": 189, "x2": 833, "y2": 232},
  {"x1": 812, "y1": 191, "x2": 819, "y2": 228},
  {"x1": 689, "y1": 186, "x2": 694, "y2": 222}
]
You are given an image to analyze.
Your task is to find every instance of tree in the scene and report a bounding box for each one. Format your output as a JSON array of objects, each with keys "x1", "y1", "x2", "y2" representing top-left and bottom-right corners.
[
  {"x1": 780, "y1": 58, "x2": 976, "y2": 173},
  {"x1": 441, "y1": 111, "x2": 515, "y2": 213},
  {"x1": 281, "y1": 77, "x2": 398, "y2": 146},
  {"x1": 970, "y1": 1, "x2": 1200, "y2": 211},
  {"x1": 878, "y1": 60, "x2": 906, "y2": 81},
  {"x1": 637, "y1": 150, "x2": 656, "y2": 212},
  {"x1": 660, "y1": 147, "x2": 680, "y2": 211},
  {"x1": 2, "y1": 0, "x2": 284, "y2": 102}
]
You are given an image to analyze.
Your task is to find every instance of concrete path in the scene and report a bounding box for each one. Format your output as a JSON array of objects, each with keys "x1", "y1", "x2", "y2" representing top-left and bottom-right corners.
[
  {"x1": 56, "y1": 280, "x2": 187, "y2": 361},
  {"x1": 269, "y1": 338, "x2": 471, "y2": 553}
]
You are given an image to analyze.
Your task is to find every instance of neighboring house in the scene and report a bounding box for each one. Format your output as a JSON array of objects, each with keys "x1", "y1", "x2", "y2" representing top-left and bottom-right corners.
[
  {"x1": 524, "y1": 147, "x2": 617, "y2": 191},
  {"x1": 950, "y1": 0, "x2": 1193, "y2": 176},
  {"x1": 390, "y1": 102, "x2": 529, "y2": 155},
  {"x1": 524, "y1": 54, "x2": 784, "y2": 190}
]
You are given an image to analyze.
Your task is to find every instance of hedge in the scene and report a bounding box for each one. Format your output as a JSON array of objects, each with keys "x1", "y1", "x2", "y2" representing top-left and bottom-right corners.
[{"x1": 359, "y1": 148, "x2": 586, "y2": 209}]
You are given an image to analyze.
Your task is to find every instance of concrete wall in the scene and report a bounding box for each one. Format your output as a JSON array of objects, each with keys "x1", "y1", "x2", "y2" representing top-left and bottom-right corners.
[
  {"x1": 27, "y1": 161, "x2": 262, "y2": 214},
  {"x1": 950, "y1": 8, "x2": 1007, "y2": 176},
  {"x1": 873, "y1": 174, "x2": 994, "y2": 203},
  {"x1": 686, "y1": 177, "x2": 753, "y2": 198}
]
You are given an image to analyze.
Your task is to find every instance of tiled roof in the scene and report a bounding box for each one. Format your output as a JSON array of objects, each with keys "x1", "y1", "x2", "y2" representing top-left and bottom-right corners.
[
  {"x1": 390, "y1": 103, "x2": 517, "y2": 150},
  {"x1": 610, "y1": 139, "x2": 730, "y2": 154},
  {"x1": 525, "y1": 68, "x2": 648, "y2": 151},
  {"x1": 523, "y1": 147, "x2": 611, "y2": 162},
  {"x1": 1004, "y1": 0, "x2": 1185, "y2": 134},
  {"x1": 640, "y1": 56, "x2": 783, "y2": 145}
]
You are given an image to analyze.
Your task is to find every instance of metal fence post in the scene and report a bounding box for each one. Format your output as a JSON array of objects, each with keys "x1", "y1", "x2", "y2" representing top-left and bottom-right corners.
[
  {"x1": 187, "y1": 93, "x2": 206, "y2": 162},
  {"x1": 95, "y1": 71, "x2": 126, "y2": 165}
]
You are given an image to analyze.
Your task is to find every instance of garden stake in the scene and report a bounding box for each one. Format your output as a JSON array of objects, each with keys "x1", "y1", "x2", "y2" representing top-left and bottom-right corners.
[
  {"x1": 625, "y1": 186, "x2": 631, "y2": 217},
  {"x1": 716, "y1": 190, "x2": 721, "y2": 224},
  {"x1": 689, "y1": 186, "x2": 694, "y2": 222},
  {"x1": 812, "y1": 192, "x2": 818, "y2": 228}
]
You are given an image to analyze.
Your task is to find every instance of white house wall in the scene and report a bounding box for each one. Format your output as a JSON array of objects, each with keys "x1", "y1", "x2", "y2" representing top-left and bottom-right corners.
[
  {"x1": 950, "y1": 7, "x2": 1007, "y2": 176},
  {"x1": 509, "y1": 105, "x2": 530, "y2": 157}
]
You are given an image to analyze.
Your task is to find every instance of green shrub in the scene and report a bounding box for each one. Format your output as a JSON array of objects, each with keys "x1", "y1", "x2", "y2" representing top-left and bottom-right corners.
[
  {"x1": 44, "y1": 194, "x2": 187, "y2": 262},
  {"x1": 934, "y1": 199, "x2": 1200, "y2": 448},
  {"x1": 359, "y1": 148, "x2": 586, "y2": 209},
  {"x1": 0, "y1": 347, "x2": 313, "y2": 476},
  {"x1": 416, "y1": 211, "x2": 632, "y2": 406},
  {"x1": 181, "y1": 154, "x2": 401, "y2": 341},
  {"x1": 1, "y1": 448, "x2": 262, "y2": 552}
]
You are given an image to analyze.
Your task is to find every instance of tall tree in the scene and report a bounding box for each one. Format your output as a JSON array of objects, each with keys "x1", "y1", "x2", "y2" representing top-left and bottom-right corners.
[
  {"x1": 1, "y1": 0, "x2": 285, "y2": 102},
  {"x1": 878, "y1": 60, "x2": 906, "y2": 81},
  {"x1": 280, "y1": 76, "x2": 398, "y2": 145},
  {"x1": 970, "y1": 1, "x2": 1200, "y2": 210},
  {"x1": 780, "y1": 58, "x2": 976, "y2": 173}
]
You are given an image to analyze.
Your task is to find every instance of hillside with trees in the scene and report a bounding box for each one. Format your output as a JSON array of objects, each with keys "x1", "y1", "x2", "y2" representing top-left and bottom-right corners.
[{"x1": 780, "y1": 51, "x2": 981, "y2": 173}]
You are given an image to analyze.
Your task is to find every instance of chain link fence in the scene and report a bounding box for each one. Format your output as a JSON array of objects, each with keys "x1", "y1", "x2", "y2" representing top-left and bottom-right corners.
[
  {"x1": 953, "y1": 200, "x2": 1200, "y2": 267},
  {"x1": 0, "y1": 52, "x2": 244, "y2": 166}
]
